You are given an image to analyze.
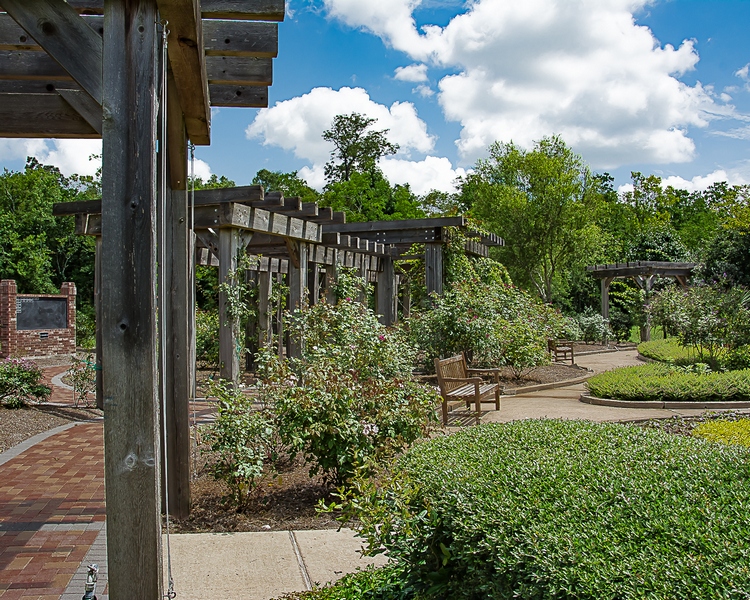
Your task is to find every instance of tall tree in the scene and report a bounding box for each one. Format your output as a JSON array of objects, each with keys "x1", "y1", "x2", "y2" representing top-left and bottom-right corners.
[
  {"x1": 323, "y1": 113, "x2": 398, "y2": 184},
  {"x1": 252, "y1": 169, "x2": 319, "y2": 203},
  {"x1": 464, "y1": 136, "x2": 601, "y2": 303}
]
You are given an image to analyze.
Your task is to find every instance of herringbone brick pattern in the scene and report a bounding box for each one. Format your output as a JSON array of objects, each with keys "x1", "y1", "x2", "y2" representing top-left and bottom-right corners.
[{"x1": 0, "y1": 423, "x2": 105, "y2": 599}]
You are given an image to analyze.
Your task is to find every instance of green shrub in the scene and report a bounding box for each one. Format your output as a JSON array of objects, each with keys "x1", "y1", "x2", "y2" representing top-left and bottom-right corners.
[
  {"x1": 204, "y1": 379, "x2": 281, "y2": 507},
  {"x1": 75, "y1": 310, "x2": 96, "y2": 349},
  {"x1": 0, "y1": 357, "x2": 51, "y2": 408},
  {"x1": 586, "y1": 363, "x2": 750, "y2": 402},
  {"x1": 724, "y1": 345, "x2": 750, "y2": 370},
  {"x1": 68, "y1": 353, "x2": 96, "y2": 407},
  {"x1": 608, "y1": 306, "x2": 634, "y2": 342},
  {"x1": 637, "y1": 338, "x2": 699, "y2": 366},
  {"x1": 195, "y1": 308, "x2": 220, "y2": 369},
  {"x1": 577, "y1": 306, "x2": 612, "y2": 343},
  {"x1": 330, "y1": 420, "x2": 750, "y2": 599},
  {"x1": 275, "y1": 564, "x2": 417, "y2": 600},
  {"x1": 693, "y1": 418, "x2": 750, "y2": 448}
]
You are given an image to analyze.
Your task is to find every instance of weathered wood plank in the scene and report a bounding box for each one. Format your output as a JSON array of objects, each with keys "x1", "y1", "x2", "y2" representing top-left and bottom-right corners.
[
  {"x1": 56, "y1": 0, "x2": 287, "y2": 21},
  {"x1": 194, "y1": 185, "x2": 264, "y2": 204},
  {"x1": 200, "y1": 0, "x2": 285, "y2": 20},
  {"x1": 57, "y1": 88, "x2": 102, "y2": 134},
  {"x1": 2, "y1": 0, "x2": 103, "y2": 103},
  {"x1": 376, "y1": 256, "x2": 396, "y2": 326},
  {"x1": 206, "y1": 55, "x2": 272, "y2": 85},
  {"x1": 0, "y1": 93, "x2": 99, "y2": 137},
  {"x1": 209, "y1": 83, "x2": 267, "y2": 107},
  {"x1": 0, "y1": 49, "x2": 70, "y2": 79},
  {"x1": 164, "y1": 187, "x2": 191, "y2": 519},
  {"x1": 101, "y1": 0, "x2": 162, "y2": 597},
  {"x1": 0, "y1": 79, "x2": 74, "y2": 93},
  {"x1": 203, "y1": 20, "x2": 277, "y2": 57},
  {"x1": 166, "y1": 70, "x2": 188, "y2": 190},
  {"x1": 218, "y1": 227, "x2": 241, "y2": 382},
  {"x1": 156, "y1": 0, "x2": 211, "y2": 145},
  {"x1": 325, "y1": 216, "x2": 465, "y2": 234},
  {"x1": 425, "y1": 243, "x2": 443, "y2": 296}
]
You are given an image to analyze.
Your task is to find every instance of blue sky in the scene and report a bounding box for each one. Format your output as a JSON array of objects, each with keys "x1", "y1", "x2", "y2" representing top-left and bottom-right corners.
[{"x1": 1, "y1": 0, "x2": 749, "y2": 196}]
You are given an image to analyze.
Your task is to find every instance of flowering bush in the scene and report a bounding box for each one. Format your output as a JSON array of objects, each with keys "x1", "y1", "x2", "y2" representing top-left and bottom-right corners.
[
  {"x1": 0, "y1": 357, "x2": 51, "y2": 408},
  {"x1": 68, "y1": 353, "x2": 96, "y2": 407},
  {"x1": 577, "y1": 307, "x2": 612, "y2": 343},
  {"x1": 408, "y1": 267, "x2": 564, "y2": 374}
]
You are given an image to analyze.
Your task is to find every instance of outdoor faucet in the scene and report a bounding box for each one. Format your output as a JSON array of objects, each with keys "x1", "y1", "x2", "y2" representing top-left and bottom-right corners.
[{"x1": 82, "y1": 563, "x2": 98, "y2": 600}]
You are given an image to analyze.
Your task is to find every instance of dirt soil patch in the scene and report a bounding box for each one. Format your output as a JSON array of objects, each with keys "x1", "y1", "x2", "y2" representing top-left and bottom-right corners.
[{"x1": 0, "y1": 405, "x2": 102, "y2": 454}]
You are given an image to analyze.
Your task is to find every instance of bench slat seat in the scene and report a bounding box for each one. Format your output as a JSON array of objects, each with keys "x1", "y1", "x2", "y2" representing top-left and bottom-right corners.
[{"x1": 434, "y1": 353, "x2": 501, "y2": 425}]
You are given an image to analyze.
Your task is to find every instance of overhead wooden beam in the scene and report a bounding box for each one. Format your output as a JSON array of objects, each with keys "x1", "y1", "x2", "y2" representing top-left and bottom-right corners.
[
  {"x1": 156, "y1": 0, "x2": 211, "y2": 145},
  {"x1": 0, "y1": 49, "x2": 70, "y2": 79},
  {"x1": 209, "y1": 83, "x2": 267, "y2": 107},
  {"x1": 0, "y1": 13, "x2": 104, "y2": 50},
  {"x1": 203, "y1": 20, "x2": 277, "y2": 57},
  {"x1": 194, "y1": 185, "x2": 264, "y2": 204},
  {"x1": 206, "y1": 55, "x2": 272, "y2": 85},
  {"x1": 58, "y1": 88, "x2": 102, "y2": 134},
  {"x1": 0, "y1": 93, "x2": 99, "y2": 137},
  {"x1": 2, "y1": 0, "x2": 103, "y2": 103},
  {"x1": 324, "y1": 216, "x2": 465, "y2": 234},
  {"x1": 61, "y1": 0, "x2": 287, "y2": 20}
]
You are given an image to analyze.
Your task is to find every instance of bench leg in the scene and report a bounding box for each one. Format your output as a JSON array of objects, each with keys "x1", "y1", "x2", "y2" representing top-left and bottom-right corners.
[
  {"x1": 442, "y1": 398, "x2": 448, "y2": 426},
  {"x1": 475, "y1": 395, "x2": 481, "y2": 424},
  {"x1": 495, "y1": 389, "x2": 500, "y2": 411}
]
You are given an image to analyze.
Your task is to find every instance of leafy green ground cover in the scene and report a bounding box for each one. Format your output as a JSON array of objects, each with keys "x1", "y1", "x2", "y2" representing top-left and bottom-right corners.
[
  {"x1": 283, "y1": 420, "x2": 750, "y2": 599},
  {"x1": 693, "y1": 418, "x2": 750, "y2": 447},
  {"x1": 586, "y1": 363, "x2": 750, "y2": 402},
  {"x1": 637, "y1": 339, "x2": 699, "y2": 365}
]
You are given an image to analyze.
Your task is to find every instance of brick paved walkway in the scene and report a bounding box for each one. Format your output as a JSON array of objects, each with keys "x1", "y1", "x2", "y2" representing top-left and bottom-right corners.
[{"x1": 0, "y1": 422, "x2": 106, "y2": 599}]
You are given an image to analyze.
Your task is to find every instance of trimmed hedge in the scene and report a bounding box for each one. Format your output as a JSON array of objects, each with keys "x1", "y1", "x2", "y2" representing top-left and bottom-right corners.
[
  {"x1": 693, "y1": 418, "x2": 750, "y2": 448},
  {"x1": 586, "y1": 363, "x2": 750, "y2": 402},
  {"x1": 293, "y1": 421, "x2": 750, "y2": 600},
  {"x1": 637, "y1": 339, "x2": 699, "y2": 366}
]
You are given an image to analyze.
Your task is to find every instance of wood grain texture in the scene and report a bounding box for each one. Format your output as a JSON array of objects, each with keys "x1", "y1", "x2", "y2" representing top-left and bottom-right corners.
[
  {"x1": 57, "y1": 88, "x2": 102, "y2": 133},
  {"x1": 0, "y1": 49, "x2": 70, "y2": 79},
  {"x1": 156, "y1": 0, "x2": 211, "y2": 145},
  {"x1": 218, "y1": 227, "x2": 240, "y2": 382},
  {"x1": 1, "y1": 0, "x2": 103, "y2": 102},
  {"x1": 51, "y1": 0, "x2": 287, "y2": 21},
  {"x1": 203, "y1": 19, "x2": 277, "y2": 56},
  {"x1": 0, "y1": 13, "x2": 103, "y2": 50},
  {"x1": 0, "y1": 92, "x2": 99, "y2": 137},
  {"x1": 206, "y1": 55, "x2": 272, "y2": 85},
  {"x1": 209, "y1": 83, "x2": 268, "y2": 106},
  {"x1": 100, "y1": 0, "x2": 162, "y2": 597}
]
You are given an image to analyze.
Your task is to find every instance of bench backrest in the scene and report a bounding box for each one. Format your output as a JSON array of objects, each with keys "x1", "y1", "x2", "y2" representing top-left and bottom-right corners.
[{"x1": 434, "y1": 353, "x2": 469, "y2": 394}]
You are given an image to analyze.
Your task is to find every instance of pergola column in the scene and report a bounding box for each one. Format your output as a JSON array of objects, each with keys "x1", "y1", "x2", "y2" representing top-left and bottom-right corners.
[
  {"x1": 425, "y1": 242, "x2": 444, "y2": 298},
  {"x1": 218, "y1": 227, "x2": 241, "y2": 382},
  {"x1": 101, "y1": 0, "x2": 162, "y2": 596},
  {"x1": 325, "y1": 250, "x2": 339, "y2": 305},
  {"x1": 601, "y1": 276, "x2": 614, "y2": 320},
  {"x1": 377, "y1": 254, "x2": 396, "y2": 325},
  {"x1": 257, "y1": 269, "x2": 273, "y2": 348},
  {"x1": 288, "y1": 242, "x2": 308, "y2": 358}
]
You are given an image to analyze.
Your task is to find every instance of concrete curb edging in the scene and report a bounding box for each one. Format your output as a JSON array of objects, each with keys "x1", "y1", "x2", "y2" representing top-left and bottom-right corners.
[
  {"x1": 504, "y1": 372, "x2": 593, "y2": 395},
  {"x1": 580, "y1": 394, "x2": 750, "y2": 410}
]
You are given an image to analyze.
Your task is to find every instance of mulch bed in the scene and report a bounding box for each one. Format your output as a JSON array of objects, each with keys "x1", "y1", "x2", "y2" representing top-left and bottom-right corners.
[{"x1": 0, "y1": 405, "x2": 102, "y2": 454}]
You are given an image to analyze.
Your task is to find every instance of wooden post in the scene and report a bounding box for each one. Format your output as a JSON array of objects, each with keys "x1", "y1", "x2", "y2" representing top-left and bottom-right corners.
[
  {"x1": 325, "y1": 250, "x2": 338, "y2": 305},
  {"x1": 377, "y1": 255, "x2": 395, "y2": 326},
  {"x1": 288, "y1": 242, "x2": 308, "y2": 358},
  {"x1": 164, "y1": 188, "x2": 191, "y2": 519},
  {"x1": 218, "y1": 226, "x2": 240, "y2": 383},
  {"x1": 245, "y1": 269, "x2": 259, "y2": 369},
  {"x1": 425, "y1": 242, "x2": 443, "y2": 298},
  {"x1": 94, "y1": 236, "x2": 103, "y2": 410},
  {"x1": 276, "y1": 272, "x2": 284, "y2": 357},
  {"x1": 101, "y1": 1, "x2": 162, "y2": 597},
  {"x1": 601, "y1": 277, "x2": 614, "y2": 320},
  {"x1": 257, "y1": 269, "x2": 273, "y2": 348}
]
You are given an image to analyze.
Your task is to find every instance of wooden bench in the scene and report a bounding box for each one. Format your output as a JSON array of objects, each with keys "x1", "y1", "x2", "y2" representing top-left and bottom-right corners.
[
  {"x1": 548, "y1": 339, "x2": 575, "y2": 365},
  {"x1": 434, "y1": 353, "x2": 501, "y2": 425}
]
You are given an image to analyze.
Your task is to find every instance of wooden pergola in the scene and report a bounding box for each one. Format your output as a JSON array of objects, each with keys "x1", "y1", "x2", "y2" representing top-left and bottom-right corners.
[
  {"x1": 587, "y1": 261, "x2": 697, "y2": 340},
  {"x1": 0, "y1": 0, "x2": 283, "y2": 596}
]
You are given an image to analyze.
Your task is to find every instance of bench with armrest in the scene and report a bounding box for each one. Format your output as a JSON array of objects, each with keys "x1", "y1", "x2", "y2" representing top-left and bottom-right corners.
[
  {"x1": 434, "y1": 353, "x2": 501, "y2": 425},
  {"x1": 548, "y1": 339, "x2": 575, "y2": 364}
]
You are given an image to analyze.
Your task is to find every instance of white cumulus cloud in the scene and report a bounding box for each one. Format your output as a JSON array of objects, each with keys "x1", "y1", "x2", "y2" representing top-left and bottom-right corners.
[
  {"x1": 323, "y1": 0, "x2": 730, "y2": 168},
  {"x1": 380, "y1": 155, "x2": 467, "y2": 194},
  {"x1": 0, "y1": 139, "x2": 101, "y2": 176},
  {"x1": 394, "y1": 63, "x2": 429, "y2": 82}
]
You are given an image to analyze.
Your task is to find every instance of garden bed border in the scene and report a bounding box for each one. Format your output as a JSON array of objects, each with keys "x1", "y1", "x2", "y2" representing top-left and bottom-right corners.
[{"x1": 580, "y1": 394, "x2": 750, "y2": 410}]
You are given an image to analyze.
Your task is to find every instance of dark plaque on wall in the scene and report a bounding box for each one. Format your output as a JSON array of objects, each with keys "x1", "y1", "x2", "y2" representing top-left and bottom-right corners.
[{"x1": 16, "y1": 297, "x2": 68, "y2": 330}]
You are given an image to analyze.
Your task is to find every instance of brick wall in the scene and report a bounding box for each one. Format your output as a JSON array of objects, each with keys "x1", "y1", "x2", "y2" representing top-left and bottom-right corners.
[{"x1": 0, "y1": 280, "x2": 76, "y2": 359}]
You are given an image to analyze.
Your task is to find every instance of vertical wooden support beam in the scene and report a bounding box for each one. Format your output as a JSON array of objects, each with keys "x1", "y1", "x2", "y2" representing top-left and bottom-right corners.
[
  {"x1": 377, "y1": 256, "x2": 395, "y2": 326},
  {"x1": 257, "y1": 270, "x2": 273, "y2": 348},
  {"x1": 244, "y1": 270, "x2": 258, "y2": 369},
  {"x1": 310, "y1": 264, "x2": 321, "y2": 305},
  {"x1": 601, "y1": 277, "x2": 613, "y2": 320},
  {"x1": 164, "y1": 188, "x2": 191, "y2": 519},
  {"x1": 425, "y1": 243, "x2": 444, "y2": 298},
  {"x1": 94, "y1": 236, "x2": 103, "y2": 410},
  {"x1": 358, "y1": 261, "x2": 369, "y2": 304},
  {"x1": 276, "y1": 272, "x2": 284, "y2": 358},
  {"x1": 325, "y1": 250, "x2": 338, "y2": 305},
  {"x1": 101, "y1": 1, "x2": 162, "y2": 597},
  {"x1": 218, "y1": 227, "x2": 240, "y2": 383},
  {"x1": 288, "y1": 242, "x2": 308, "y2": 358}
]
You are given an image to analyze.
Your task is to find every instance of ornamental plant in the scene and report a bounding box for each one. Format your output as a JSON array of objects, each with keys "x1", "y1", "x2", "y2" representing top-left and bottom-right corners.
[
  {"x1": 68, "y1": 353, "x2": 96, "y2": 407},
  {"x1": 0, "y1": 357, "x2": 51, "y2": 408},
  {"x1": 324, "y1": 420, "x2": 750, "y2": 600}
]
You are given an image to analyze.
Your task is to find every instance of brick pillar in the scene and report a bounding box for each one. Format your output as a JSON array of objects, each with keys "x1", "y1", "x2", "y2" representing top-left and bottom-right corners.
[
  {"x1": 60, "y1": 282, "x2": 77, "y2": 333},
  {"x1": 0, "y1": 280, "x2": 17, "y2": 358}
]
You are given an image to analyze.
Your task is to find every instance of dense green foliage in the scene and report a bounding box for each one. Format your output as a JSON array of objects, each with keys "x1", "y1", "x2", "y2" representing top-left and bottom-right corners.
[
  {"x1": 0, "y1": 358, "x2": 51, "y2": 408},
  {"x1": 693, "y1": 418, "x2": 750, "y2": 448},
  {"x1": 322, "y1": 420, "x2": 750, "y2": 600},
  {"x1": 637, "y1": 339, "x2": 699, "y2": 366},
  {"x1": 586, "y1": 363, "x2": 750, "y2": 402}
]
